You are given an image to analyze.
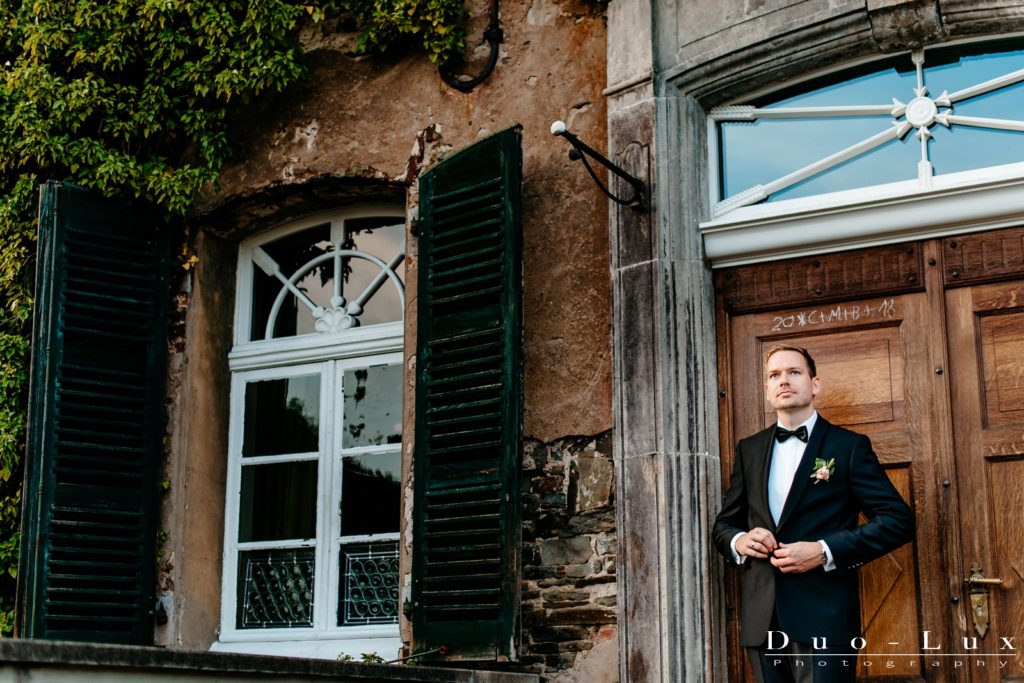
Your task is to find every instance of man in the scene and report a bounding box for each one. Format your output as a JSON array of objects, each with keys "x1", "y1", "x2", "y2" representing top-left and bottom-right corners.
[{"x1": 713, "y1": 345, "x2": 914, "y2": 683}]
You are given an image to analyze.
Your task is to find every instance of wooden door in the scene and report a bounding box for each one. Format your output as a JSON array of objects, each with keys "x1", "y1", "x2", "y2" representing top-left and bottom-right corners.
[
  {"x1": 716, "y1": 242, "x2": 957, "y2": 682},
  {"x1": 944, "y1": 264, "x2": 1024, "y2": 681}
]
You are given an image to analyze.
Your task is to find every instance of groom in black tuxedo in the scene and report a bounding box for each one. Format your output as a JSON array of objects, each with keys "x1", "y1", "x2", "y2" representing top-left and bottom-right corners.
[{"x1": 713, "y1": 345, "x2": 914, "y2": 683}]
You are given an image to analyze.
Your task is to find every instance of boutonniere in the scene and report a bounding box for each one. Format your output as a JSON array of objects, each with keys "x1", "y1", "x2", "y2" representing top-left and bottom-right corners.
[{"x1": 810, "y1": 457, "x2": 835, "y2": 485}]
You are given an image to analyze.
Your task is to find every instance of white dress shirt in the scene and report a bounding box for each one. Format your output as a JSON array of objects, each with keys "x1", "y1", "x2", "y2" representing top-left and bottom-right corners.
[
  {"x1": 769, "y1": 412, "x2": 818, "y2": 523},
  {"x1": 730, "y1": 412, "x2": 835, "y2": 571}
]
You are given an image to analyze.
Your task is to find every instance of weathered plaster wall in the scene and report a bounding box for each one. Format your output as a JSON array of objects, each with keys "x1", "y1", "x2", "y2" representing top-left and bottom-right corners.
[
  {"x1": 163, "y1": 0, "x2": 613, "y2": 679},
  {"x1": 158, "y1": 230, "x2": 235, "y2": 650},
  {"x1": 199, "y1": 0, "x2": 612, "y2": 444}
]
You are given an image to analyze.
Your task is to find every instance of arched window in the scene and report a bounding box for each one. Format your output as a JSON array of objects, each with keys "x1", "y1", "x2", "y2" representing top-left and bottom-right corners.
[
  {"x1": 216, "y1": 207, "x2": 405, "y2": 659},
  {"x1": 712, "y1": 43, "x2": 1024, "y2": 213},
  {"x1": 702, "y1": 42, "x2": 1024, "y2": 265}
]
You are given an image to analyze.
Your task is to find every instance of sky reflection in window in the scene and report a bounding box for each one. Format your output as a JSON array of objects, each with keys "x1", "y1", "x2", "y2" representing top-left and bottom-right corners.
[{"x1": 719, "y1": 44, "x2": 1024, "y2": 204}]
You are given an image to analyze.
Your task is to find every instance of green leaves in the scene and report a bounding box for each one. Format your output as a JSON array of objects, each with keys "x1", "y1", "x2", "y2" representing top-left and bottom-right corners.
[
  {"x1": 340, "y1": 0, "x2": 466, "y2": 66},
  {"x1": 1, "y1": 0, "x2": 314, "y2": 212}
]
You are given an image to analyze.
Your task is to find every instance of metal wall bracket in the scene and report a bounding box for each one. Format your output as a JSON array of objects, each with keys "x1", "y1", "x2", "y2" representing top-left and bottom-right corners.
[{"x1": 551, "y1": 121, "x2": 648, "y2": 212}]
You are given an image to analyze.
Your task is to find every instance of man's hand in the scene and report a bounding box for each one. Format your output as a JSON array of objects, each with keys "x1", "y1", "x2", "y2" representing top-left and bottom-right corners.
[
  {"x1": 736, "y1": 528, "x2": 777, "y2": 559},
  {"x1": 770, "y1": 541, "x2": 825, "y2": 573}
]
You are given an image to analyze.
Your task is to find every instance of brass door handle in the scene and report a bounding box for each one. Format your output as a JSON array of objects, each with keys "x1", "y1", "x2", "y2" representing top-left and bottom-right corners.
[
  {"x1": 966, "y1": 563, "x2": 1002, "y2": 586},
  {"x1": 967, "y1": 575, "x2": 1003, "y2": 586},
  {"x1": 965, "y1": 563, "x2": 1001, "y2": 638}
]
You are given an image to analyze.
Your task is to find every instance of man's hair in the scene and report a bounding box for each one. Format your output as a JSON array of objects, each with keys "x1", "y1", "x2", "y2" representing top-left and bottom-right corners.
[{"x1": 764, "y1": 344, "x2": 817, "y2": 378}]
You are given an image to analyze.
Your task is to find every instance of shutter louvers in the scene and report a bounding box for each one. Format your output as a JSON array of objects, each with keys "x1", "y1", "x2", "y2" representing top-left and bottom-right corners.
[
  {"x1": 17, "y1": 182, "x2": 170, "y2": 644},
  {"x1": 412, "y1": 127, "x2": 523, "y2": 660}
]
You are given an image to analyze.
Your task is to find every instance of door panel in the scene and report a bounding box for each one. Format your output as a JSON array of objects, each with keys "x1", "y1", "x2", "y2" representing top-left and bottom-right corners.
[
  {"x1": 725, "y1": 292, "x2": 939, "y2": 680},
  {"x1": 718, "y1": 233, "x2": 1024, "y2": 683},
  {"x1": 857, "y1": 469, "x2": 919, "y2": 678},
  {"x1": 945, "y1": 280, "x2": 1024, "y2": 682}
]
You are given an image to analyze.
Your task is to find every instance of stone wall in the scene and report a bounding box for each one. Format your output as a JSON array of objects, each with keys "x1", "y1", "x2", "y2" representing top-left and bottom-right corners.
[{"x1": 520, "y1": 433, "x2": 616, "y2": 682}]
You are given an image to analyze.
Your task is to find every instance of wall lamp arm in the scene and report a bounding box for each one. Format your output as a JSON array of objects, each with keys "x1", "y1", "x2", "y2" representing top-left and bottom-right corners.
[{"x1": 550, "y1": 121, "x2": 647, "y2": 211}]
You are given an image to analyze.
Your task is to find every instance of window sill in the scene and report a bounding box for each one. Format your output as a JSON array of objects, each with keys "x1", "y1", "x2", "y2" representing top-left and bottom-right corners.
[
  {"x1": 1, "y1": 638, "x2": 539, "y2": 681},
  {"x1": 212, "y1": 629, "x2": 401, "y2": 661}
]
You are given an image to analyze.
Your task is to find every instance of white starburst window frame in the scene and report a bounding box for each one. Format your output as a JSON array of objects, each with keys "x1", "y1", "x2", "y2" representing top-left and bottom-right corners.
[{"x1": 701, "y1": 45, "x2": 1024, "y2": 267}]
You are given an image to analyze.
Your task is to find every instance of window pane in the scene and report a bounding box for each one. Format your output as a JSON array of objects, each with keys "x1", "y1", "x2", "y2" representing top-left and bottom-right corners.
[
  {"x1": 243, "y1": 375, "x2": 320, "y2": 457},
  {"x1": 250, "y1": 223, "x2": 331, "y2": 341},
  {"x1": 342, "y1": 365, "x2": 402, "y2": 448},
  {"x1": 720, "y1": 117, "x2": 915, "y2": 201},
  {"x1": 239, "y1": 460, "x2": 318, "y2": 542},
  {"x1": 237, "y1": 548, "x2": 315, "y2": 629},
  {"x1": 338, "y1": 542, "x2": 399, "y2": 626},
  {"x1": 339, "y1": 452, "x2": 401, "y2": 536},
  {"x1": 341, "y1": 218, "x2": 404, "y2": 326}
]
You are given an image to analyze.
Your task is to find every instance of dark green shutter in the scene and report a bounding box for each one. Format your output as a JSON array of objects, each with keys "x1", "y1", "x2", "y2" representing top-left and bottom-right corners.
[
  {"x1": 412, "y1": 127, "x2": 523, "y2": 660},
  {"x1": 17, "y1": 182, "x2": 170, "y2": 644}
]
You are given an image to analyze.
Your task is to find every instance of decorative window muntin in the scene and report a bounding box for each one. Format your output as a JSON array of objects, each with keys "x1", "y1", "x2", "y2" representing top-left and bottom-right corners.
[
  {"x1": 235, "y1": 208, "x2": 405, "y2": 345},
  {"x1": 711, "y1": 43, "x2": 1024, "y2": 216},
  {"x1": 222, "y1": 209, "x2": 404, "y2": 649}
]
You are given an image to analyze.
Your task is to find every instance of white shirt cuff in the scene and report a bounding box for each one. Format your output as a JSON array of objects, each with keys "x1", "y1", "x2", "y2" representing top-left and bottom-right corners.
[
  {"x1": 730, "y1": 532, "x2": 747, "y2": 565},
  {"x1": 819, "y1": 540, "x2": 836, "y2": 572}
]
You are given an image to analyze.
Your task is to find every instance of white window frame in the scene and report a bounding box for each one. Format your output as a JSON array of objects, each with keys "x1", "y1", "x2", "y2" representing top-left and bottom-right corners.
[
  {"x1": 214, "y1": 207, "x2": 405, "y2": 660},
  {"x1": 700, "y1": 41, "x2": 1024, "y2": 267}
]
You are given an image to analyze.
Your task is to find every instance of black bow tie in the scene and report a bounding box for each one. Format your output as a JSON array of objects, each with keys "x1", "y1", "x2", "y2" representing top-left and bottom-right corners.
[{"x1": 775, "y1": 425, "x2": 808, "y2": 443}]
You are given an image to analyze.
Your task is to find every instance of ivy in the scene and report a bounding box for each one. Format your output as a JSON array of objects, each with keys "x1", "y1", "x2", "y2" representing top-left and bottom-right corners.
[
  {"x1": 339, "y1": 0, "x2": 466, "y2": 66},
  {"x1": 0, "y1": 0, "x2": 466, "y2": 638}
]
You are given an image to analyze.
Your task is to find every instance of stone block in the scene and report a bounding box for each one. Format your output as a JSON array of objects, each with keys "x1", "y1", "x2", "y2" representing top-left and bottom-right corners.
[
  {"x1": 573, "y1": 574, "x2": 616, "y2": 588},
  {"x1": 522, "y1": 452, "x2": 537, "y2": 472},
  {"x1": 535, "y1": 512, "x2": 563, "y2": 538},
  {"x1": 529, "y1": 642, "x2": 560, "y2": 655},
  {"x1": 564, "y1": 563, "x2": 591, "y2": 578},
  {"x1": 541, "y1": 594, "x2": 592, "y2": 609},
  {"x1": 541, "y1": 590, "x2": 590, "y2": 604},
  {"x1": 541, "y1": 491, "x2": 567, "y2": 508},
  {"x1": 545, "y1": 461, "x2": 565, "y2": 476},
  {"x1": 524, "y1": 565, "x2": 557, "y2": 580},
  {"x1": 529, "y1": 625, "x2": 591, "y2": 642},
  {"x1": 576, "y1": 453, "x2": 614, "y2": 512},
  {"x1": 539, "y1": 536, "x2": 592, "y2": 566},
  {"x1": 566, "y1": 512, "x2": 616, "y2": 534},
  {"x1": 594, "y1": 534, "x2": 616, "y2": 556},
  {"x1": 544, "y1": 606, "x2": 616, "y2": 625},
  {"x1": 532, "y1": 475, "x2": 563, "y2": 494},
  {"x1": 557, "y1": 640, "x2": 593, "y2": 653}
]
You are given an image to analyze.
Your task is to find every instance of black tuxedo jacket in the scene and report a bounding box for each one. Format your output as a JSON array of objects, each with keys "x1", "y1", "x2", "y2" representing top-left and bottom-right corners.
[{"x1": 713, "y1": 417, "x2": 914, "y2": 647}]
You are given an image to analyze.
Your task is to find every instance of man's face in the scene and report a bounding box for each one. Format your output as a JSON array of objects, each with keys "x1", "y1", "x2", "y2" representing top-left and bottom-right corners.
[{"x1": 764, "y1": 349, "x2": 820, "y2": 413}]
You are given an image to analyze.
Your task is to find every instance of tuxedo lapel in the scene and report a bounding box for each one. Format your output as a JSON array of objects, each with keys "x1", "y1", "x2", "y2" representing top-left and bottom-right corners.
[
  {"x1": 776, "y1": 418, "x2": 830, "y2": 532},
  {"x1": 750, "y1": 428, "x2": 776, "y2": 533}
]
